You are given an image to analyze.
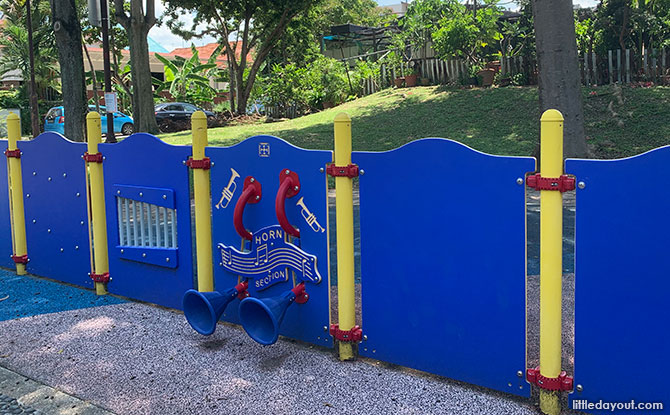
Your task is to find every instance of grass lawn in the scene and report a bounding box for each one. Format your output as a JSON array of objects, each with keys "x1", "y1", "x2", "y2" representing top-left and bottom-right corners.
[{"x1": 160, "y1": 85, "x2": 670, "y2": 159}]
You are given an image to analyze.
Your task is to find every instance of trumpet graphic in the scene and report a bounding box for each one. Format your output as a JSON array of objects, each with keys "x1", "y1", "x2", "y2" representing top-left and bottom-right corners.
[
  {"x1": 216, "y1": 168, "x2": 240, "y2": 209},
  {"x1": 296, "y1": 197, "x2": 325, "y2": 233}
]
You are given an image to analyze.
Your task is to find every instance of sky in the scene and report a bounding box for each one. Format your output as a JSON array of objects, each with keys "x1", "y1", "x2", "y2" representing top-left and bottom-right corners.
[{"x1": 148, "y1": 0, "x2": 601, "y2": 53}]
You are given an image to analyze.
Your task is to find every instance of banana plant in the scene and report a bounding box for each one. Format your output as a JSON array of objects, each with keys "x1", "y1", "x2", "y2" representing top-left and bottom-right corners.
[{"x1": 153, "y1": 44, "x2": 225, "y2": 106}]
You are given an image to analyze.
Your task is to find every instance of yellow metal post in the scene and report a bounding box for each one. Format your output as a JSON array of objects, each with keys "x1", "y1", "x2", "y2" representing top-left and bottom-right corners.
[
  {"x1": 538, "y1": 109, "x2": 564, "y2": 415},
  {"x1": 192, "y1": 111, "x2": 213, "y2": 292},
  {"x1": 6, "y1": 113, "x2": 27, "y2": 275},
  {"x1": 333, "y1": 113, "x2": 356, "y2": 361},
  {"x1": 86, "y1": 112, "x2": 109, "y2": 295}
]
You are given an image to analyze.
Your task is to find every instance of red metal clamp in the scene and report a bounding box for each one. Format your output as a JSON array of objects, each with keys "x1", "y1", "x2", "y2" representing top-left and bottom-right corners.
[
  {"x1": 83, "y1": 152, "x2": 103, "y2": 163},
  {"x1": 235, "y1": 280, "x2": 250, "y2": 300},
  {"x1": 233, "y1": 177, "x2": 262, "y2": 240},
  {"x1": 275, "y1": 169, "x2": 301, "y2": 239},
  {"x1": 526, "y1": 367, "x2": 573, "y2": 391},
  {"x1": 291, "y1": 282, "x2": 309, "y2": 304},
  {"x1": 526, "y1": 174, "x2": 575, "y2": 192},
  {"x1": 90, "y1": 272, "x2": 110, "y2": 284},
  {"x1": 186, "y1": 157, "x2": 211, "y2": 170},
  {"x1": 11, "y1": 254, "x2": 28, "y2": 264},
  {"x1": 326, "y1": 163, "x2": 359, "y2": 178},
  {"x1": 330, "y1": 324, "x2": 363, "y2": 342},
  {"x1": 4, "y1": 149, "x2": 20, "y2": 159}
]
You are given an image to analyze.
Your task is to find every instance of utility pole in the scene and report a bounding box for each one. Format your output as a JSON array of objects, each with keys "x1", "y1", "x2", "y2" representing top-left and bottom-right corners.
[
  {"x1": 100, "y1": 0, "x2": 116, "y2": 142},
  {"x1": 26, "y1": 0, "x2": 40, "y2": 138}
]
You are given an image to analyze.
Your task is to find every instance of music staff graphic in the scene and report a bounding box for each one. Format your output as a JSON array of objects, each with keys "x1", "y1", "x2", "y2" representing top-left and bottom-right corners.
[
  {"x1": 296, "y1": 197, "x2": 325, "y2": 233},
  {"x1": 216, "y1": 168, "x2": 240, "y2": 209}
]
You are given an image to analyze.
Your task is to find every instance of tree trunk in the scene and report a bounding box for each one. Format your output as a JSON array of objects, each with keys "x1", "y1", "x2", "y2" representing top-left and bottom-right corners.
[
  {"x1": 533, "y1": 0, "x2": 587, "y2": 158},
  {"x1": 115, "y1": 0, "x2": 158, "y2": 135},
  {"x1": 128, "y1": 26, "x2": 158, "y2": 134},
  {"x1": 49, "y1": 0, "x2": 86, "y2": 142}
]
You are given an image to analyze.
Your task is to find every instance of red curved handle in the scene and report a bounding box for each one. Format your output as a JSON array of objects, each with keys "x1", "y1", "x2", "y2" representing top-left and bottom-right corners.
[
  {"x1": 233, "y1": 177, "x2": 261, "y2": 240},
  {"x1": 276, "y1": 169, "x2": 301, "y2": 238}
]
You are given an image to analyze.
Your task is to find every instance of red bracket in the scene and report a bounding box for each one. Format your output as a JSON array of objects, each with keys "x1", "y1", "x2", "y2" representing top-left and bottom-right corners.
[
  {"x1": 11, "y1": 254, "x2": 28, "y2": 264},
  {"x1": 186, "y1": 157, "x2": 211, "y2": 170},
  {"x1": 83, "y1": 152, "x2": 103, "y2": 163},
  {"x1": 526, "y1": 174, "x2": 575, "y2": 192},
  {"x1": 4, "y1": 149, "x2": 20, "y2": 159},
  {"x1": 291, "y1": 282, "x2": 309, "y2": 304},
  {"x1": 330, "y1": 324, "x2": 363, "y2": 342},
  {"x1": 235, "y1": 281, "x2": 250, "y2": 300},
  {"x1": 90, "y1": 272, "x2": 110, "y2": 284},
  {"x1": 326, "y1": 163, "x2": 359, "y2": 178},
  {"x1": 526, "y1": 367, "x2": 573, "y2": 391}
]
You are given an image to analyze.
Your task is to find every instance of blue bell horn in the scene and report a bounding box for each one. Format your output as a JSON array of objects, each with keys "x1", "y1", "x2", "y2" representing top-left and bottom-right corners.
[
  {"x1": 182, "y1": 281, "x2": 249, "y2": 335},
  {"x1": 239, "y1": 283, "x2": 308, "y2": 345}
]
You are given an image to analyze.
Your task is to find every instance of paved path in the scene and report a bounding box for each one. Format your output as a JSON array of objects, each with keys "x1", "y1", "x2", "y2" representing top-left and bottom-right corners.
[{"x1": 0, "y1": 365, "x2": 113, "y2": 415}]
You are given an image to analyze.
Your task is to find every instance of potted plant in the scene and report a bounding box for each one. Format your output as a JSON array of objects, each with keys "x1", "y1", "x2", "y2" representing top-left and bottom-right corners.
[{"x1": 405, "y1": 67, "x2": 418, "y2": 87}]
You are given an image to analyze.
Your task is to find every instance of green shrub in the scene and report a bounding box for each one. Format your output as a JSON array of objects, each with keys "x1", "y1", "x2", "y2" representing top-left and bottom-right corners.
[{"x1": 262, "y1": 56, "x2": 349, "y2": 112}]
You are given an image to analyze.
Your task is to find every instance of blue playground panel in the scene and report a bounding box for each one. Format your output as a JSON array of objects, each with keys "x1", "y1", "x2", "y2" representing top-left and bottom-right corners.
[
  {"x1": 208, "y1": 136, "x2": 333, "y2": 347},
  {"x1": 353, "y1": 139, "x2": 535, "y2": 397},
  {"x1": 100, "y1": 134, "x2": 194, "y2": 309},
  {"x1": 0, "y1": 140, "x2": 14, "y2": 269},
  {"x1": 566, "y1": 149, "x2": 670, "y2": 414},
  {"x1": 0, "y1": 268, "x2": 124, "y2": 321},
  {"x1": 18, "y1": 133, "x2": 92, "y2": 288}
]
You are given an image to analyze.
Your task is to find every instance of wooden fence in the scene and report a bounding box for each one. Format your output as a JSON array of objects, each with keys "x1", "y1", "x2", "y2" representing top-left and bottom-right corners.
[
  {"x1": 265, "y1": 103, "x2": 298, "y2": 119},
  {"x1": 362, "y1": 57, "x2": 468, "y2": 96},
  {"x1": 501, "y1": 47, "x2": 670, "y2": 86}
]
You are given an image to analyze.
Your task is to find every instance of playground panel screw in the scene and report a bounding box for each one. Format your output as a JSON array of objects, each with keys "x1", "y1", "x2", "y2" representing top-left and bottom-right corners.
[
  {"x1": 76, "y1": 193, "x2": 80, "y2": 197},
  {"x1": 139, "y1": 192, "x2": 143, "y2": 197},
  {"x1": 517, "y1": 371, "x2": 523, "y2": 377},
  {"x1": 47, "y1": 229, "x2": 51, "y2": 233},
  {"x1": 516, "y1": 178, "x2": 523, "y2": 185},
  {"x1": 60, "y1": 248, "x2": 64, "y2": 252},
  {"x1": 162, "y1": 195, "x2": 167, "y2": 199},
  {"x1": 166, "y1": 258, "x2": 170, "y2": 263},
  {"x1": 48, "y1": 177, "x2": 51, "y2": 181},
  {"x1": 142, "y1": 253, "x2": 147, "y2": 258},
  {"x1": 63, "y1": 173, "x2": 67, "y2": 177},
  {"x1": 32, "y1": 220, "x2": 36, "y2": 224},
  {"x1": 320, "y1": 168, "x2": 324, "y2": 173},
  {"x1": 117, "y1": 190, "x2": 121, "y2": 195},
  {"x1": 576, "y1": 384, "x2": 583, "y2": 392},
  {"x1": 80, "y1": 221, "x2": 84, "y2": 225},
  {"x1": 26, "y1": 194, "x2": 30, "y2": 198},
  {"x1": 294, "y1": 186, "x2": 299, "y2": 191},
  {"x1": 32, "y1": 172, "x2": 36, "y2": 176},
  {"x1": 250, "y1": 177, "x2": 255, "y2": 183},
  {"x1": 323, "y1": 326, "x2": 328, "y2": 332},
  {"x1": 578, "y1": 181, "x2": 586, "y2": 189},
  {"x1": 360, "y1": 169, "x2": 365, "y2": 175},
  {"x1": 75, "y1": 246, "x2": 79, "y2": 250},
  {"x1": 120, "y1": 249, "x2": 124, "y2": 254},
  {"x1": 255, "y1": 195, "x2": 260, "y2": 200},
  {"x1": 285, "y1": 170, "x2": 290, "y2": 175}
]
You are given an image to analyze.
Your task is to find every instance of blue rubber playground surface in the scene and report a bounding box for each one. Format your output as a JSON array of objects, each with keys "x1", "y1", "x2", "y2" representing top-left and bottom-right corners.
[{"x1": 0, "y1": 269, "x2": 124, "y2": 321}]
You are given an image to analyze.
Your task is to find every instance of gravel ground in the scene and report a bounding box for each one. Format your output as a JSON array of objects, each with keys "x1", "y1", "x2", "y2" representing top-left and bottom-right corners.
[{"x1": 0, "y1": 302, "x2": 544, "y2": 415}]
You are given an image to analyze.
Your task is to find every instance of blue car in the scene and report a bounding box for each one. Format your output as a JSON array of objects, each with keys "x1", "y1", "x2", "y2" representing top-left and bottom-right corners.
[{"x1": 44, "y1": 105, "x2": 135, "y2": 136}]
